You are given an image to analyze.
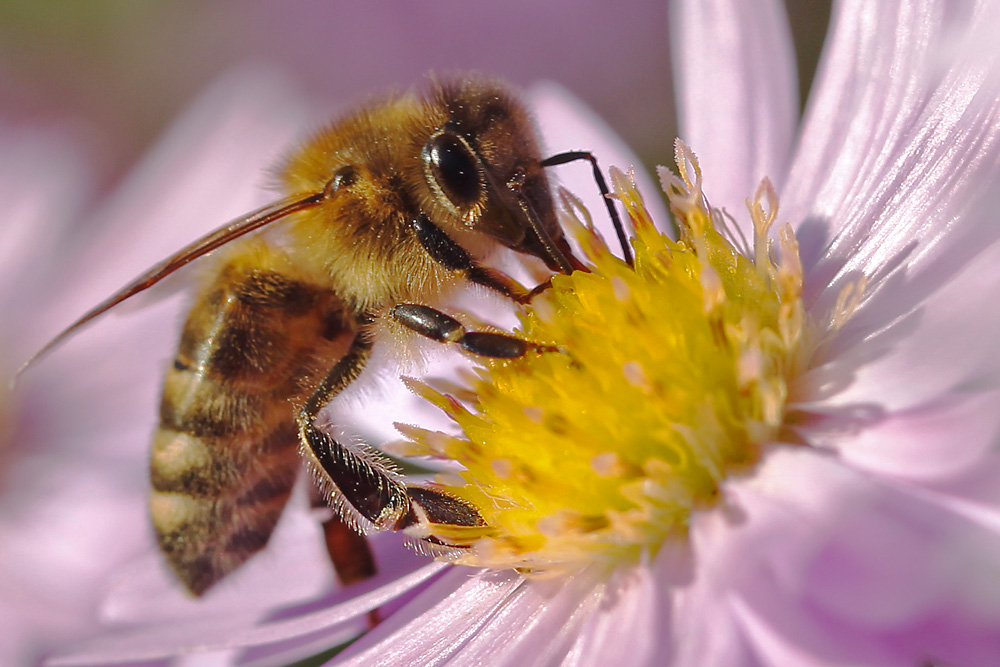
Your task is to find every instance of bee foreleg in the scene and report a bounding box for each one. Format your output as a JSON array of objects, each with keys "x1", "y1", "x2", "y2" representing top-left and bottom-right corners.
[
  {"x1": 391, "y1": 304, "x2": 557, "y2": 358},
  {"x1": 411, "y1": 214, "x2": 542, "y2": 303},
  {"x1": 541, "y1": 150, "x2": 633, "y2": 266},
  {"x1": 298, "y1": 331, "x2": 410, "y2": 530}
]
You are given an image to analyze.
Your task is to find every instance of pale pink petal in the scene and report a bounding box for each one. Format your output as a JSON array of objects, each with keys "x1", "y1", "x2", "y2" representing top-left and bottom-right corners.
[
  {"x1": 672, "y1": 510, "x2": 771, "y2": 666},
  {"x1": 50, "y1": 560, "x2": 448, "y2": 665},
  {"x1": 781, "y1": 1, "x2": 1000, "y2": 308},
  {"x1": 327, "y1": 332, "x2": 474, "y2": 448},
  {"x1": 342, "y1": 547, "x2": 678, "y2": 667},
  {"x1": 798, "y1": 236, "x2": 1000, "y2": 413},
  {"x1": 670, "y1": 0, "x2": 798, "y2": 234},
  {"x1": 792, "y1": 232, "x2": 1000, "y2": 490},
  {"x1": 337, "y1": 564, "x2": 667, "y2": 666},
  {"x1": 335, "y1": 568, "x2": 524, "y2": 665},
  {"x1": 727, "y1": 595, "x2": 899, "y2": 666},
  {"x1": 716, "y1": 448, "x2": 1000, "y2": 664},
  {"x1": 0, "y1": 126, "x2": 150, "y2": 666},
  {"x1": 99, "y1": 491, "x2": 333, "y2": 625},
  {"x1": 563, "y1": 548, "x2": 682, "y2": 666},
  {"x1": 0, "y1": 125, "x2": 92, "y2": 349},
  {"x1": 806, "y1": 385, "x2": 1000, "y2": 481},
  {"x1": 920, "y1": 451, "x2": 1000, "y2": 518},
  {"x1": 441, "y1": 577, "x2": 600, "y2": 666},
  {"x1": 0, "y1": 468, "x2": 148, "y2": 665},
  {"x1": 671, "y1": 597, "x2": 758, "y2": 667}
]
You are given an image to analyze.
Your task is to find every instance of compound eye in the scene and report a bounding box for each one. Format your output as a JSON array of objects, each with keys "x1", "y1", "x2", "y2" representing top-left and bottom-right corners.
[{"x1": 423, "y1": 133, "x2": 483, "y2": 210}]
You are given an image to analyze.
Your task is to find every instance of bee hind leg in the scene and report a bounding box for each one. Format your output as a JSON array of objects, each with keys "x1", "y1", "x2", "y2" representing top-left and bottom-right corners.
[
  {"x1": 301, "y1": 319, "x2": 487, "y2": 551},
  {"x1": 392, "y1": 485, "x2": 486, "y2": 549},
  {"x1": 309, "y1": 486, "x2": 384, "y2": 626},
  {"x1": 298, "y1": 331, "x2": 410, "y2": 530},
  {"x1": 391, "y1": 303, "x2": 557, "y2": 358}
]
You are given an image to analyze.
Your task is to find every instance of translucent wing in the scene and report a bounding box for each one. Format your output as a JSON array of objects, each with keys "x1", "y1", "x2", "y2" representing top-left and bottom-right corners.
[{"x1": 15, "y1": 191, "x2": 326, "y2": 381}]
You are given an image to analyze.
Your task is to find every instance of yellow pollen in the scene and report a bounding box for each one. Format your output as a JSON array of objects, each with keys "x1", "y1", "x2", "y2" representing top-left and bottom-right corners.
[{"x1": 405, "y1": 141, "x2": 832, "y2": 573}]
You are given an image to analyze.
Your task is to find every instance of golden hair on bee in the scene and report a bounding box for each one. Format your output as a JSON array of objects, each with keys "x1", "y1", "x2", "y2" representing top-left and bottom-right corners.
[{"x1": 19, "y1": 72, "x2": 625, "y2": 596}]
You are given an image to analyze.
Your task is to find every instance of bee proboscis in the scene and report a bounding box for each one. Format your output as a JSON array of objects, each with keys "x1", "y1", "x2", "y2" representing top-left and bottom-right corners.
[{"x1": 22, "y1": 74, "x2": 626, "y2": 595}]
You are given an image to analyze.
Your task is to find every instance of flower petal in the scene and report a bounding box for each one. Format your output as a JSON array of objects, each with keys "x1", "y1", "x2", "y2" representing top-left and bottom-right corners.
[
  {"x1": 562, "y1": 558, "x2": 671, "y2": 667},
  {"x1": 672, "y1": 510, "x2": 774, "y2": 666},
  {"x1": 335, "y1": 568, "x2": 525, "y2": 665},
  {"x1": 49, "y1": 559, "x2": 448, "y2": 665},
  {"x1": 781, "y1": 1, "x2": 1000, "y2": 306},
  {"x1": 336, "y1": 559, "x2": 672, "y2": 667},
  {"x1": 713, "y1": 447, "x2": 1000, "y2": 664},
  {"x1": 434, "y1": 575, "x2": 600, "y2": 666},
  {"x1": 39, "y1": 65, "x2": 311, "y2": 343},
  {"x1": 98, "y1": 491, "x2": 333, "y2": 624},
  {"x1": 794, "y1": 233, "x2": 1000, "y2": 486},
  {"x1": 809, "y1": 385, "x2": 1000, "y2": 481},
  {"x1": 0, "y1": 124, "x2": 92, "y2": 351},
  {"x1": 669, "y1": 0, "x2": 798, "y2": 234}
]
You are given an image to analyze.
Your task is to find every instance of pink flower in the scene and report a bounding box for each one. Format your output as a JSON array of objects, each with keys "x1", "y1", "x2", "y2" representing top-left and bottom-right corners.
[{"x1": 27, "y1": 1, "x2": 1000, "y2": 665}]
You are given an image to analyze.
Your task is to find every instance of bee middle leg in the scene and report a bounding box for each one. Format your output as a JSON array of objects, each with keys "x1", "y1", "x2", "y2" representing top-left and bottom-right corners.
[{"x1": 391, "y1": 303, "x2": 557, "y2": 358}]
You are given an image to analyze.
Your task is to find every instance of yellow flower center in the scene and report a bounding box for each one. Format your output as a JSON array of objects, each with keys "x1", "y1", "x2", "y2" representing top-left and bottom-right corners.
[{"x1": 399, "y1": 142, "x2": 854, "y2": 573}]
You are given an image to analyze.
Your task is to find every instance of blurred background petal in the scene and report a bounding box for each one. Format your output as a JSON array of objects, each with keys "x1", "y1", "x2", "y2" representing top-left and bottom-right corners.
[{"x1": 0, "y1": 1, "x2": 831, "y2": 194}]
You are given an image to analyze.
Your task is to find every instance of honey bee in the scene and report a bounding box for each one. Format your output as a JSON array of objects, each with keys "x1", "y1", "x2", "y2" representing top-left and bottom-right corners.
[{"x1": 23, "y1": 74, "x2": 625, "y2": 596}]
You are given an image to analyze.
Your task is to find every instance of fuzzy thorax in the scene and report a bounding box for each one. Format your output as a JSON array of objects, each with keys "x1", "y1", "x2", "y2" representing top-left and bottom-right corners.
[{"x1": 398, "y1": 142, "x2": 846, "y2": 574}]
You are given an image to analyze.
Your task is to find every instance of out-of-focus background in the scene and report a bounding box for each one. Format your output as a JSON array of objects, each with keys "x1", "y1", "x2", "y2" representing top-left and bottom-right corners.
[{"x1": 0, "y1": 0, "x2": 831, "y2": 194}]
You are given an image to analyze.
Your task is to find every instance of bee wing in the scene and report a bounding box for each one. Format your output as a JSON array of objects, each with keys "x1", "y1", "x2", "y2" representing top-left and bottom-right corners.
[{"x1": 15, "y1": 191, "x2": 326, "y2": 381}]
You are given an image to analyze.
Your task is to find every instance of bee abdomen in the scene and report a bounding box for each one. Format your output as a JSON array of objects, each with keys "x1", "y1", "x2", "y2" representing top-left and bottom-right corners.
[
  {"x1": 150, "y1": 248, "x2": 354, "y2": 595},
  {"x1": 149, "y1": 422, "x2": 299, "y2": 595}
]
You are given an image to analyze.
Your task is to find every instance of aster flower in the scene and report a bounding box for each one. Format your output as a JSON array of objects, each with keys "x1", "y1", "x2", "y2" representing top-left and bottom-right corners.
[{"x1": 42, "y1": 1, "x2": 1000, "y2": 665}]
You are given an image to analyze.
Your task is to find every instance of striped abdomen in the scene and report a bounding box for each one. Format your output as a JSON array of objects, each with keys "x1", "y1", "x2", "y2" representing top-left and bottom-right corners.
[{"x1": 150, "y1": 246, "x2": 355, "y2": 595}]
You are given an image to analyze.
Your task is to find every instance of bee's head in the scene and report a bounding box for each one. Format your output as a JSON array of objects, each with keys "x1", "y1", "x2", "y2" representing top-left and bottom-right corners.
[{"x1": 418, "y1": 76, "x2": 577, "y2": 274}]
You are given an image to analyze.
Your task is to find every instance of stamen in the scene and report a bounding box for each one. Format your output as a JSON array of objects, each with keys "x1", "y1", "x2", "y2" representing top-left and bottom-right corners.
[
  {"x1": 748, "y1": 178, "x2": 779, "y2": 283},
  {"x1": 830, "y1": 276, "x2": 867, "y2": 333},
  {"x1": 609, "y1": 167, "x2": 654, "y2": 232}
]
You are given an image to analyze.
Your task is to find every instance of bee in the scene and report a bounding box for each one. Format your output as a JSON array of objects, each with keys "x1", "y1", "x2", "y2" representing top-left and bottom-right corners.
[{"x1": 23, "y1": 74, "x2": 625, "y2": 596}]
